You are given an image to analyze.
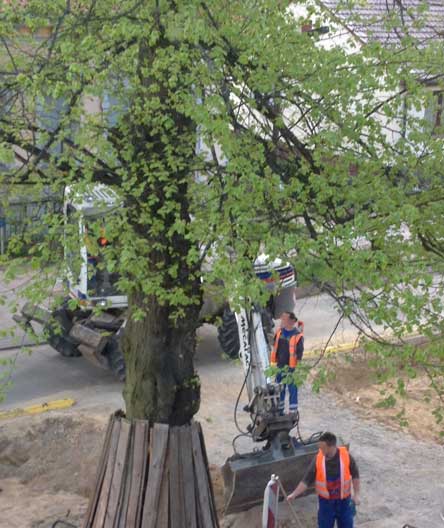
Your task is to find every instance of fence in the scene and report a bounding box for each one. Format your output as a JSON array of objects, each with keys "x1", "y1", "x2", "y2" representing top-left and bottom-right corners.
[{"x1": 0, "y1": 190, "x2": 61, "y2": 254}]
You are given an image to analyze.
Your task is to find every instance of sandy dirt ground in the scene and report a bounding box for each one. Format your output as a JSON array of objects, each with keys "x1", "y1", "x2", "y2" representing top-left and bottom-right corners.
[
  {"x1": 1, "y1": 326, "x2": 444, "y2": 527},
  {"x1": 324, "y1": 352, "x2": 444, "y2": 445}
]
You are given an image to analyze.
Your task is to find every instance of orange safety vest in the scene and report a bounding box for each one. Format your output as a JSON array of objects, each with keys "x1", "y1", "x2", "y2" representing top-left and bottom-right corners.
[
  {"x1": 315, "y1": 446, "x2": 352, "y2": 500},
  {"x1": 270, "y1": 323, "x2": 304, "y2": 368}
]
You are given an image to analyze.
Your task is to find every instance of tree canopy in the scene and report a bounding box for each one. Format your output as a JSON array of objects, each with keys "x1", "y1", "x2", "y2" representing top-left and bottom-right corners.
[{"x1": 1, "y1": 0, "x2": 443, "y2": 422}]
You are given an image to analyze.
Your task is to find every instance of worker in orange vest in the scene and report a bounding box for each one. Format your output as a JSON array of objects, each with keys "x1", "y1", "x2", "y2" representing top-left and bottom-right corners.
[
  {"x1": 287, "y1": 432, "x2": 361, "y2": 528},
  {"x1": 270, "y1": 311, "x2": 304, "y2": 414}
]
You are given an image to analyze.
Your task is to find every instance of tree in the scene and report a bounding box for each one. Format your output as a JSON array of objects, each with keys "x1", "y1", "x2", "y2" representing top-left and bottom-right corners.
[{"x1": 0, "y1": 0, "x2": 443, "y2": 424}]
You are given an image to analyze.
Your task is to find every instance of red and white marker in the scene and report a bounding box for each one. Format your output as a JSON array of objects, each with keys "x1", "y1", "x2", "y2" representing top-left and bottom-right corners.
[{"x1": 262, "y1": 474, "x2": 280, "y2": 528}]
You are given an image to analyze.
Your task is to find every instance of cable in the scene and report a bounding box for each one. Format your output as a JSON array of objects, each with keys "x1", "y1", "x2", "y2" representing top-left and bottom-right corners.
[
  {"x1": 231, "y1": 432, "x2": 266, "y2": 458},
  {"x1": 233, "y1": 353, "x2": 251, "y2": 436},
  {"x1": 309, "y1": 312, "x2": 345, "y2": 369},
  {"x1": 231, "y1": 432, "x2": 251, "y2": 455},
  {"x1": 295, "y1": 411, "x2": 323, "y2": 446}
]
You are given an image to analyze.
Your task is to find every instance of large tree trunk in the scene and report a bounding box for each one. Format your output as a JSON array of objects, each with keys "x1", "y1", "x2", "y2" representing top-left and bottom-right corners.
[
  {"x1": 122, "y1": 293, "x2": 201, "y2": 425},
  {"x1": 119, "y1": 20, "x2": 203, "y2": 424}
]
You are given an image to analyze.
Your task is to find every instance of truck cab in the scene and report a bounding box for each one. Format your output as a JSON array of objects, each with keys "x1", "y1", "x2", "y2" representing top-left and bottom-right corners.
[{"x1": 64, "y1": 184, "x2": 127, "y2": 309}]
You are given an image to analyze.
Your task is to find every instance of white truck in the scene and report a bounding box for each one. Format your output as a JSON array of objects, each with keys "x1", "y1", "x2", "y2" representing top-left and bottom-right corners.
[{"x1": 16, "y1": 185, "x2": 297, "y2": 380}]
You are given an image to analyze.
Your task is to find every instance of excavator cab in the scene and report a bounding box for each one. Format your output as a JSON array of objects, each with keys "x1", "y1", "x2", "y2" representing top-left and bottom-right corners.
[{"x1": 64, "y1": 185, "x2": 126, "y2": 309}]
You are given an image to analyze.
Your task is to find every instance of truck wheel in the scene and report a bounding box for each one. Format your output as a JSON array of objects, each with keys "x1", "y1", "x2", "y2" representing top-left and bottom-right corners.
[
  {"x1": 103, "y1": 337, "x2": 126, "y2": 382},
  {"x1": 217, "y1": 308, "x2": 240, "y2": 359},
  {"x1": 47, "y1": 308, "x2": 81, "y2": 358},
  {"x1": 217, "y1": 307, "x2": 275, "y2": 359},
  {"x1": 260, "y1": 307, "x2": 275, "y2": 347}
]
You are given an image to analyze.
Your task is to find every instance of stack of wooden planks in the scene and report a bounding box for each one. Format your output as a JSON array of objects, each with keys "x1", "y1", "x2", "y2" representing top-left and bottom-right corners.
[{"x1": 83, "y1": 411, "x2": 219, "y2": 528}]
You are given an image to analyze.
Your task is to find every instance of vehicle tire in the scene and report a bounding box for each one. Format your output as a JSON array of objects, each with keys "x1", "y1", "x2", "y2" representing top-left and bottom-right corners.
[
  {"x1": 260, "y1": 307, "x2": 275, "y2": 347},
  {"x1": 103, "y1": 337, "x2": 126, "y2": 382},
  {"x1": 217, "y1": 306, "x2": 275, "y2": 359},
  {"x1": 46, "y1": 307, "x2": 81, "y2": 358},
  {"x1": 217, "y1": 308, "x2": 240, "y2": 359}
]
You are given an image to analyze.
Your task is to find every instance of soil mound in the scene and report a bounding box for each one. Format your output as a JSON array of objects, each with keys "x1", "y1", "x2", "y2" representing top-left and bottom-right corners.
[{"x1": 0, "y1": 412, "x2": 107, "y2": 497}]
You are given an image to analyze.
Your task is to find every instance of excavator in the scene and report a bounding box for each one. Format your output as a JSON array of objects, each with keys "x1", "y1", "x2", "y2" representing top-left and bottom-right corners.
[
  {"x1": 222, "y1": 306, "x2": 322, "y2": 514},
  {"x1": 14, "y1": 184, "x2": 320, "y2": 513},
  {"x1": 14, "y1": 185, "x2": 297, "y2": 379}
]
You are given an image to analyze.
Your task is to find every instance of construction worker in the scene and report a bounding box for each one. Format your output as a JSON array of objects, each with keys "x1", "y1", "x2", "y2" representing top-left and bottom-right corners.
[
  {"x1": 270, "y1": 311, "x2": 304, "y2": 414},
  {"x1": 287, "y1": 432, "x2": 361, "y2": 528}
]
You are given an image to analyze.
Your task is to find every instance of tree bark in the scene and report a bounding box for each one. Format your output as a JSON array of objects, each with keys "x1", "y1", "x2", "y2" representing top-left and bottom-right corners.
[{"x1": 122, "y1": 291, "x2": 201, "y2": 425}]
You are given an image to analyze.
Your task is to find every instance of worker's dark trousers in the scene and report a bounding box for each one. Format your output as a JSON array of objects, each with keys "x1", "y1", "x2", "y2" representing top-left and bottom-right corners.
[
  {"x1": 276, "y1": 371, "x2": 298, "y2": 413},
  {"x1": 318, "y1": 497, "x2": 354, "y2": 528}
]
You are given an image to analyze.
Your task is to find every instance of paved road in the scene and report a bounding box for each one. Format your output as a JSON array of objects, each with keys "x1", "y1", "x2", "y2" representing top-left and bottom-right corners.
[
  {"x1": 0, "y1": 344, "x2": 124, "y2": 410},
  {"x1": 0, "y1": 292, "x2": 359, "y2": 410}
]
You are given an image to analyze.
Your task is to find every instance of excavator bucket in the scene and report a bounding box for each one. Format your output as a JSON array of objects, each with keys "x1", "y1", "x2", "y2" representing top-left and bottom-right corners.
[{"x1": 222, "y1": 439, "x2": 320, "y2": 515}]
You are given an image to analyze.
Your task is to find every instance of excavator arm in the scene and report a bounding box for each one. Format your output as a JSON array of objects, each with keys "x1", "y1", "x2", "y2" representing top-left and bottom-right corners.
[
  {"x1": 235, "y1": 308, "x2": 299, "y2": 443},
  {"x1": 222, "y1": 307, "x2": 321, "y2": 514}
]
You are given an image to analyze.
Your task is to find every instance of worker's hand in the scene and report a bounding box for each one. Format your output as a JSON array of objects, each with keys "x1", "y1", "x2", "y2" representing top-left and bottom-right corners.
[
  {"x1": 287, "y1": 491, "x2": 296, "y2": 501},
  {"x1": 353, "y1": 494, "x2": 361, "y2": 506}
]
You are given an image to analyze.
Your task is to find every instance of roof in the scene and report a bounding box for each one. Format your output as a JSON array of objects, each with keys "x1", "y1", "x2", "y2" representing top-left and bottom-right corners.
[
  {"x1": 65, "y1": 184, "x2": 121, "y2": 216},
  {"x1": 317, "y1": 1, "x2": 444, "y2": 46}
]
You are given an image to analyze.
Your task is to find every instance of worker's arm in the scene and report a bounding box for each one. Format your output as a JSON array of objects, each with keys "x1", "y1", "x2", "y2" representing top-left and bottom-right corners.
[
  {"x1": 288, "y1": 456, "x2": 315, "y2": 501},
  {"x1": 296, "y1": 336, "x2": 304, "y2": 360},
  {"x1": 352, "y1": 478, "x2": 360, "y2": 505},
  {"x1": 349, "y1": 454, "x2": 360, "y2": 505},
  {"x1": 270, "y1": 332, "x2": 278, "y2": 366},
  {"x1": 287, "y1": 481, "x2": 308, "y2": 501}
]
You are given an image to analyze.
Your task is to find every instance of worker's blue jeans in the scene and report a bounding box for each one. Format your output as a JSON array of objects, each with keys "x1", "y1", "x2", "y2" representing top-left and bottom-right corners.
[
  {"x1": 318, "y1": 497, "x2": 354, "y2": 528},
  {"x1": 276, "y1": 370, "x2": 298, "y2": 413}
]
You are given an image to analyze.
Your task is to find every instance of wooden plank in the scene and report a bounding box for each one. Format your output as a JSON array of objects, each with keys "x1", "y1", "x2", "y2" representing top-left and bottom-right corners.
[
  {"x1": 135, "y1": 422, "x2": 150, "y2": 528},
  {"x1": 195, "y1": 489, "x2": 204, "y2": 528},
  {"x1": 13, "y1": 313, "x2": 32, "y2": 327},
  {"x1": 92, "y1": 418, "x2": 122, "y2": 528},
  {"x1": 116, "y1": 422, "x2": 134, "y2": 528},
  {"x1": 196, "y1": 422, "x2": 219, "y2": 527},
  {"x1": 69, "y1": 323, "x2": 108, "y2": 352},
  {"x1": 78, "y1": 344, "x2": 108, "y2": 369},
  {"x1": 169, "y1": 427, "x2": 185, "y2": 528},
  {"x1": 125, "y1": 421, "x2": 149, "y2": 528},
  {"x1": 83, "y1": 415, "x2": 115, "y2": 528},
  {"x1": 194, "y1": 456, "x2": 206, "y2": 528},
  {"x1": 21, "y1": 302, "x2": 52, "y2": 325},
  {"x1": 180, "y1": 426, "x2": 197, "y2": 528},
  {"x1": 141, "y1": 423, "x2": 169, "y2": 528},
  {"x1": 156, "y1": 447, "x2": 169, "y2": 527},
  {"x1": 191, "y1": 422, "x2": 216, "y2": 528},
  {"x1": 104, "y1": 419, "x2": 131, "y2": 528},
  {"x1": 90, "y1": 312, "x2": 123, "y2": 331},
  {"x1": 194, "y1": 482, "x2": 206, "y2": 528}
]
